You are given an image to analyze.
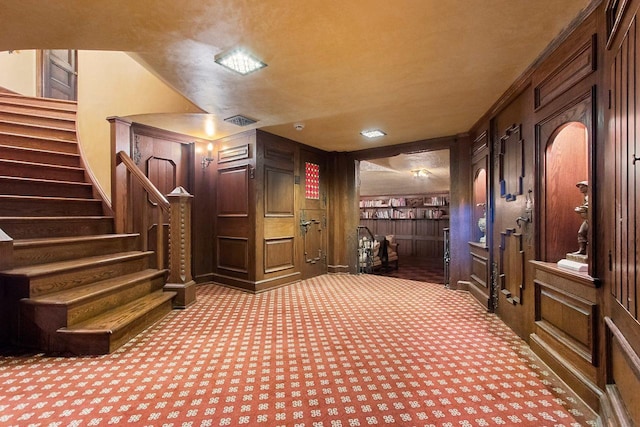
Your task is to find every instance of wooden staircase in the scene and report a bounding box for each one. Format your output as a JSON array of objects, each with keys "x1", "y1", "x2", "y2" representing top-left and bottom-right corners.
[{"x1": 0, "y1": 93, "x2": 175, "y2": 355}]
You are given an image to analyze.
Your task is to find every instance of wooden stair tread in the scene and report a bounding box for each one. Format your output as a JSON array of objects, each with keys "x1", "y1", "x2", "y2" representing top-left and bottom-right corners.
[
  {"x1": 0, "y1": 158, "x2": 83, "y2": 172},
  {"x1": 0, "y1": 215, "x2": 112, "y2": 220},
  {"x1": 0, "y1": 175, "x2": 91, "y2": 187},
  {"x1": 2, "y1": 250, "x2": 153, "y2": 277},
  {"x1": 13, "y1": 233, "x2": 139, "y2": 248},
  {"x1": 0, "y1": 194, "x2": 100, "y2": 203},
  {"x1": 0, "y1": 108, "x2": 76, "y2": 124},
  {"x1": 0, "y1": 143, "x2": 80, "y2": 159},
  {"x1": 58, "y1": 291, "x2": 175, "y2": 333},
  {"x1": 26, "y1": 269, "x2": 167, "y2": 306},
  {"x1": 0, "y1": 95, "x2": 77, "y2": 111},
  {"x1": 0, "y1": 118, "x2": 77, "y2": 134},
  {"x1": 0, "y1": 130, "x2": 78, "y2": 144}
]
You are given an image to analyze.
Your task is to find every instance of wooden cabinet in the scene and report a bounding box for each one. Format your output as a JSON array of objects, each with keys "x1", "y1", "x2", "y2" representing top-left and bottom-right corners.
[{"x1": 359, "y1": 193, "x2": 449, "y2": 258}]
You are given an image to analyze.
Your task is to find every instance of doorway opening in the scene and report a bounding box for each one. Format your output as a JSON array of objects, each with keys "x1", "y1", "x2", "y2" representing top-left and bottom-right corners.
[{"x1": 357, "y1": 149, "x2": 450, "y2": 283}]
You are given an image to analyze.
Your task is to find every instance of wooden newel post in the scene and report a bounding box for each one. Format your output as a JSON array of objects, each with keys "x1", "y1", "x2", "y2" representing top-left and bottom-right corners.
[{"x1": 165, "y1": 186, "x2": 196, "y2": 308}]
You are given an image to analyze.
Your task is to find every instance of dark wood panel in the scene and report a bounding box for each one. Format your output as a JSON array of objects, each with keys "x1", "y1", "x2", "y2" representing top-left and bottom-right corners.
[
  {"x1": 265, "y1": 167, "x2": 294, "y2": 217},
  {"x1": 471, "y1": 251, "x2": 488, "y2": 288},
  {"x1": 264, "y1": 237, "x2": 295, "y2": 273},
  {"x1": 217, "y1": 237, "x2": 248, "y2": 274},
  {"x1": 535, "y1": 281, "x2": 596, "y2": 363},
  {"x1": 217, "y1": 166, "x2": 249, "y2": 217},
  {"x1": 535, "y1": 37, "x2": 596, "y2": 109},
  {"x1": 605, "y1": 317, "x2": 640, "y2": 426}
]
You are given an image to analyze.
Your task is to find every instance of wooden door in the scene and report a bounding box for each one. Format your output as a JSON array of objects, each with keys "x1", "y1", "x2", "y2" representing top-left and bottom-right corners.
[
  {"x1": 131, "y1": 129, "x2": 191, "y2": 267},
  {"x1": 299, "y1": 150, "x2": 327, "y2": 279},
  {"x1": 41, "y1": 50, "x2": 77, "y2": 101}
]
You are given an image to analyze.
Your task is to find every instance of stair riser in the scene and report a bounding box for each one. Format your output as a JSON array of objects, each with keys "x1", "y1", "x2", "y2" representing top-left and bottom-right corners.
[
  {"x1": 28, "y1": 254, "x2": 152, "y2": 297},
  {"x1": 0, "y1": 111, "x2": 75, "y2": 130},
  {"x1": 0, "y1": 198, "x2": 103, "y2": 217},
  {"x1": 0, "y1": 218, "x2": 113, "y2": 239},
  {"x1": 0, "y1": 122, "x2": 76, "y2": 142},
  {"x1": 0, "y1": 133, "x2": 78, "y2": 154},
  {"x1": 0, "y1": 145, "x2": 80, "y2": 167},
  {"x1": 0, "y1": 95, "x2": 77, "y2": 112},
  {"x1": 68, "y1": 275, "x2": 166, "y2": 326},
  {"x1": 13, "y1": 235, "x2": 140, "y2": 268},
  {"x1": 0, "y1": 178, "x2": 93, "y2": 199},
  {"x1": 0, "y1": 162, "x2": 84, "y2": 182}
]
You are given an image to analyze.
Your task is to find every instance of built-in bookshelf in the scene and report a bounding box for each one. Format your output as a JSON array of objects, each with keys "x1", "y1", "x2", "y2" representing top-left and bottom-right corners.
[
  {"x1": 359, "y1": 193, "x2": 449, "y2": 220},
  {"x1": 359, "y1": 193, "x2": 449, "y2": 258}
]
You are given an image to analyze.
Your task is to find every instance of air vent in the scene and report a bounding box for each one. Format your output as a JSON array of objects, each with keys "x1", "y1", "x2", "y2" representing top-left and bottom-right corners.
[{"x1": 224, "y1": 115, "x2": 257, "y2": 127}]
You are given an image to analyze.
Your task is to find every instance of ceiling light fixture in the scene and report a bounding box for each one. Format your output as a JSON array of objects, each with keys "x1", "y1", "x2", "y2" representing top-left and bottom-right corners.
[
  {"x1": 215, "y1": 48, "x2": 267, "y2": 75},
  {"x1": 411, "y1": 169, "x2": 430, "y2": 178},
  {"x1": 360, "y1": 129, "x2": 386, "y2": 139}
]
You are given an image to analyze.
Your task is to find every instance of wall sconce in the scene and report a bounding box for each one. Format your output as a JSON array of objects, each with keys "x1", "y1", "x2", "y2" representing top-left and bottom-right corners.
[{"x1": 201, "y1": 143, "x2": 214, "y2": 169}]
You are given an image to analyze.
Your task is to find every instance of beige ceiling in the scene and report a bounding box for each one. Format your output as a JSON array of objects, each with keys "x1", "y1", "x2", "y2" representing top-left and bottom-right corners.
[{"x1": 1, "y1": 0, "x2": 592, "y2": 152}]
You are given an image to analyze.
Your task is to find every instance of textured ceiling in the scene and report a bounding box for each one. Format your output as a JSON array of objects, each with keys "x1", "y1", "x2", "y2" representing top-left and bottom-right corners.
[{"x1": 0, "y1": 0, "x2": 592, "y2": 153}]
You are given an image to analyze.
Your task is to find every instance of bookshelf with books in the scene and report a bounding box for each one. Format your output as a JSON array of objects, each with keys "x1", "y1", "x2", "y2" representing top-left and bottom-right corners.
[{"x1": 359, "y1": 193, "x2": 449, "y2": 258}]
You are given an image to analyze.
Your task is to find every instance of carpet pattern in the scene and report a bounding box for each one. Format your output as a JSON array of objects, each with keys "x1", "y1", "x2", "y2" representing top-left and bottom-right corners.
[{"x1": 0, "y1": 275, "x2": 596, "y2": 426}]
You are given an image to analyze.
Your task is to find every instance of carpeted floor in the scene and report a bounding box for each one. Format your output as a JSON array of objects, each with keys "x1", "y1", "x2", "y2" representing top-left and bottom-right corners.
[{"x1": 0, "y1": 275, "x2": 596, "y2": 426}]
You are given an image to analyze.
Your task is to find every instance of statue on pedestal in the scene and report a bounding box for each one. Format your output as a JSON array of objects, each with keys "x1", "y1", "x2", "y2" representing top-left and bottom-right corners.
[
  {"x1": 572, "y1": 181, "x2": 589, "y2": 256},
  {"x1": 559, "y1": 181, "x2": 589, "y2": 271}
]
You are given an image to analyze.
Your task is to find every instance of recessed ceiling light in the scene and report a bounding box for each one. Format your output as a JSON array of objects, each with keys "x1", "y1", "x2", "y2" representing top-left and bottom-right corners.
[
  {"x1": 360, "y1": 129, "x2": 386, "y2": 138},
  {"x1": 215, "y1": 48, "x2": 267, "y2": 75}
]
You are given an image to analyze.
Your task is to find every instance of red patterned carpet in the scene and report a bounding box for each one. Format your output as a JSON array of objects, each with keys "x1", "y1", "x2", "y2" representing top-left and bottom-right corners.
[{"x1": 0, "y1": 275, "x2": 596, "y2": 426}]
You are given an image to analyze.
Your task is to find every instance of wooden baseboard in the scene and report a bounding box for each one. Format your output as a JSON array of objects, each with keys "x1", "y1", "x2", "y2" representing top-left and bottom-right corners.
[{"x1": 530, "y1": 333, "x2": 602, "y2": 412}]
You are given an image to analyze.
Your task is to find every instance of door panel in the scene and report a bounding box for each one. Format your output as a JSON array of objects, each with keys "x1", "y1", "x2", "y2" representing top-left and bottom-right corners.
[
  {"x1": 42, "y1": 50, "x2": 77, "y2": 101},
  {"x1": 299, "y1": 151, "x2": 327, "y2": 279}
]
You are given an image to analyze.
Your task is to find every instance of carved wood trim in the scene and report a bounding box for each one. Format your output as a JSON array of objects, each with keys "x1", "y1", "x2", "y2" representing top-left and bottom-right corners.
[
  {"x1": 499, "y1": 228, "x2": 524, "y2": 304},
  {"x1": 218, "y1": 144, "x2": 250, "y2": 163},
  {"x1": 498, "y1": 124, "x2": 524, "y2": 202}
]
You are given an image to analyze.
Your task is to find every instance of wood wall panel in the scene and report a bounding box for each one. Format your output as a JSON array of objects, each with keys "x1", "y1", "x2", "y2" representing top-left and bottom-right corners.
[
  {"x1": 535, "y1": 281, "x2": 596, "y2": 363},
  {"x1": 217, "y1": 166, "x2": 249, "y2": 217},
  {"x1": 471, "y1": 251, "x2": 488, "y2": 288},
  {"x1": 605, "y1": 317, "x2": 640, "y2": 426},
  {"x1": 217, "y1": 236, "x2": 249, "y2": 273},
  {"x1": 264, "y1": 238, "x2": 295, "y2": 273},
  {"x1": 265, "y1": 167, "x2": 294, "y2": 217},
  {"x1": 534, "y1": 37, "x2": 596, "y2": 109}
]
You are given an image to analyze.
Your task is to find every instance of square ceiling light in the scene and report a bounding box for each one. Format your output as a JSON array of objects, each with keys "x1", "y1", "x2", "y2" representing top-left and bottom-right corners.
[
  {"x1": 360, "y1": 129, "x2": 387, "y2": 138},
  {"x1": 215, "y1": 48, "x2": 267, "y2": 75}
]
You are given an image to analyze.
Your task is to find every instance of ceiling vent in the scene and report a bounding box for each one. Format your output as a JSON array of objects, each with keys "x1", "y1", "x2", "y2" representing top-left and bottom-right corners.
[{"x1": 224, "y1": 115, "x2": 257, "y2": 127}]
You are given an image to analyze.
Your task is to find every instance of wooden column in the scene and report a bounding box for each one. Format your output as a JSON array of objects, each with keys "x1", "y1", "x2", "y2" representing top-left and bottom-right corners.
[{"x1": 165, "y1": 186, "x2": 196, "y2": 308}]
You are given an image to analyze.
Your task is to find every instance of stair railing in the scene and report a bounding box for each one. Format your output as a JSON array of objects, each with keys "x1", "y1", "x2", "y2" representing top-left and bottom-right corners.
[{"x1": 115, "y1": 151, "x2": 169, "y2": 270}]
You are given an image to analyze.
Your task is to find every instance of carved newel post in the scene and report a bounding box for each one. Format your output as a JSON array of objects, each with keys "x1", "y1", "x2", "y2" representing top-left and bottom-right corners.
[{"x1": 165, "y1": 186, "x2": 196, "y2": 308}]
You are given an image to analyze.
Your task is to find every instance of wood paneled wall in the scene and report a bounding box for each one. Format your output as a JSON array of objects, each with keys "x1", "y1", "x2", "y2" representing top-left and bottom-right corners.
[{"x1": 462, "y1": 1, "x2": 639, "y2": 422}]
